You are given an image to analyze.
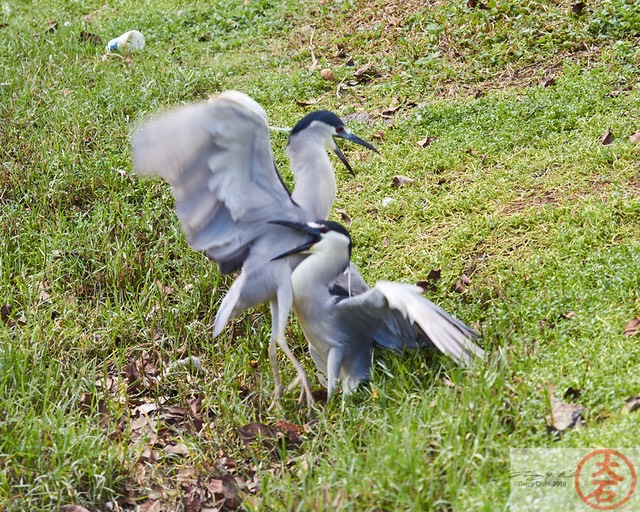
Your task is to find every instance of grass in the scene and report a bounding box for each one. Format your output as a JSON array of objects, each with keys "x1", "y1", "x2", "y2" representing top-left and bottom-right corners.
[{"x1": 1, "y1": 0, "x2": 640, "y2": 510}]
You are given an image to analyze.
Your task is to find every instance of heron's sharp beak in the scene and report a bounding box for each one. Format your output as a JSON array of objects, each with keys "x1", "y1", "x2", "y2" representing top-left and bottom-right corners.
[
  {"x1": 334, "y1": 131, "x2": 379, "y2": 176},
  {"x1": 269, "y1": 220, "x2": 323, "y2": 260}
]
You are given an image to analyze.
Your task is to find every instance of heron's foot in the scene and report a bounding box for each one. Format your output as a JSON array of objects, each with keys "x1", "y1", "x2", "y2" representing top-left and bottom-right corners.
[{"x1": 268, "y1": 384, "x2": 286, "y2": 412}]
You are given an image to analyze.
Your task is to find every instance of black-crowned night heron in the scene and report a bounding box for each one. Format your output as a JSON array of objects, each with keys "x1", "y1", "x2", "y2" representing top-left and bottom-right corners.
[
  {"x1": 271, "y1": 220, "x2": 485, "y2": 399},
  {"x1": 132, "y1": 91, "x2": 377, "y2": 405}
]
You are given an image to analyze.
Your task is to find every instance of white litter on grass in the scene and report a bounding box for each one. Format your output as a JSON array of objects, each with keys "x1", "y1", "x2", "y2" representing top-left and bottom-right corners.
[
  {"x1": 106, "y1": 30, "x2": 145, "y2": 53},
  {"x1": 381, "y1": 197, "x2": 395, "y2": 207}
]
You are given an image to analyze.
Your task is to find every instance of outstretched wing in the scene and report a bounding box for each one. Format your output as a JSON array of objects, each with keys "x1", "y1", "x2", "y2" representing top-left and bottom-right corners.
[
  {"x1": 132, "y1": 91, "x2": 303, "y2": 273},
  {"x1": 333, "y1": 281, "x2": 484, "y2": 365}
]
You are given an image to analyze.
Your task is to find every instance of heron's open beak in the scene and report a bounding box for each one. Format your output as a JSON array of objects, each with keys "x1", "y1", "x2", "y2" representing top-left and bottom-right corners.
[
  {"x1": 334, "y1": 131, "x2": 379, "y2": 176},
  {"x1": 269, "y1": 220, "x2": 323, "y2": 260}
]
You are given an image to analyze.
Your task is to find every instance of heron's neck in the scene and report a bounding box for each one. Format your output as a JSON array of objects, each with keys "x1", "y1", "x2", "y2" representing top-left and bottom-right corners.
[
  {"x1": 287, "y1": 135, "x2": 337, "y2": 219},
  {"x1": 290, "y1": 247, "x2": 348, "y2": 301}
]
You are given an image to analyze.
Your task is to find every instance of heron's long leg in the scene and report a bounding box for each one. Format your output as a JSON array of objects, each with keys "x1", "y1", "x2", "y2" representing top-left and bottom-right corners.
[
  {"x1": 326, "y1": 347, "x2": 344, "y2": 400},
  {"x1": 274, "y1": 284, "x2": 314, "y2": 406},
  {"x1": 268, "y1": 300, "x2": 283, "y2": 401}
]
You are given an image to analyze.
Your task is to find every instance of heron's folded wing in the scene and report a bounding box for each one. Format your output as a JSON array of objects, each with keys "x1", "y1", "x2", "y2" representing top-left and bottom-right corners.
[
  {"x1": 132, "y1": 92, "x2": 303, "y2": 273},
  {"x1": 333, "y1": 281, "x2": 484, "y2": 364}
]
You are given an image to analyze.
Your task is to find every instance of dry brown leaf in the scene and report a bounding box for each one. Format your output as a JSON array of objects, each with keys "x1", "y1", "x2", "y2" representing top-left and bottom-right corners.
[
  {"x1": 624, "y1": 318, "x2": 640, "y2": 337},
  {"x1": 294, "y1": 96, "x2": 324, "y2": 107},
  {"x1": 238, "y1": 422, "x2": 279, "y2": 444},
  {"x1": 540, "y1": 75, "x2": 556, "y2": 88},
  {"x1": 138, "y1": 500, "x2": 164, "y2": 512},
  {"x1": 0, "y1": 304, "x2": 10, "y2": 323},
  {"x1": 320, "y1": 68, "x2": 335, "y2": 81},
  {"x1": 417, "y1": 136, "x2": 436, "y2": 148},
  {"x1": 354, "y1": 64, "x2": 371, "y2": 77},
  {"x1": 183, "y1": 492, "x2": 202, "y2": 512},
  {"x1": 392, "y1": 175, "x2": 415, "y2": 188},
  {"x1": 459, "y1": 274, "x2": 472, "y2": 286},
  {"x1": 629, "y1": 130, "x2": 640, "y2": 144},
  {"x1": 416, "y1": 269, "x2": 442, "y2": 293},
  {"x1": 451, "y1": 281, "x2": 467, "y2": 294},
  {"x1": 274, "y1": 419, "x2": 304, "y2": 443},
  {"x1": 467, "y1": 0, "x2": 488, "y2": 9},
  {"x1": 622, "y1": 396, "x2": 640, "y2": 414},
  {"x1": 164, "y1": 443, "x2": 189, "y2": 457},
  {"x1": 335, "y1": 208, "x2": 351, "y2": 226},
  {"x1": 571, "y1": 2, "x2": 586, "y2": 15},
  {"x1": 563, "y1": 386, "x2": 582, "y2": 401},
  {"x1": 600, "y1": 128, "x2": 614, "y2": 145},
  {"x1": 547, "y1": 384, "x2": 584, "y2": 436},
  {"x1": 79, "y1": 31, "x2": 102, "y2": 46},
  {"x1": 371, "y1": 130, "x2": 384, "y2": 141}
]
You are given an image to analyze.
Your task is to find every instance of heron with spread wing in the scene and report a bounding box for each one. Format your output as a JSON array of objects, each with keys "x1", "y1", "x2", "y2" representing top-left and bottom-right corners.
[
  {"x1": 132, "y1": 91, "x2": 377, "y2": 405},
  {"x1": 272, "y1": 220, "x2": 485, "y2": 399}
]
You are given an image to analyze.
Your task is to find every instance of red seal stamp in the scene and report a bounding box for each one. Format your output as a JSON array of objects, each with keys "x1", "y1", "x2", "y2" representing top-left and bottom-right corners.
[{"x1": 574, "y1": 449, "x2": 637, "y2": 510}]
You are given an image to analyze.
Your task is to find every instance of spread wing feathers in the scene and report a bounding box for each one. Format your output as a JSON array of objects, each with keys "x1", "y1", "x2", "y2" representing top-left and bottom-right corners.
[
  {"x1": 329, "y1": 263, "x2": 370, "y2": 299},
  {"x1": 334, "y1": 281, "x2": 484, "y2": 365},
  {"x1": 132, "y1": 92, "x2": 303, "y2": 273}
]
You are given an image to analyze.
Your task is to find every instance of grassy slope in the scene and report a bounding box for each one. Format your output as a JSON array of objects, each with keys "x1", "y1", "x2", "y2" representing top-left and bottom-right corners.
[{"x1": 1, "y1": 0, "x2": 640, "y2": 510}]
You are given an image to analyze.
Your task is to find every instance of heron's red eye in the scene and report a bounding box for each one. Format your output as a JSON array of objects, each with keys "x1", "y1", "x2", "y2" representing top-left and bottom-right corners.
[{"x1": 335, "y1": 126, "x2": 344, "y2": 133}]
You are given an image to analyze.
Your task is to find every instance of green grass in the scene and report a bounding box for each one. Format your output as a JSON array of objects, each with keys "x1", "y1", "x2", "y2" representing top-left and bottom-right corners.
[{"x1": 1, "y1": 0, "x2": 640, "y2": 510}]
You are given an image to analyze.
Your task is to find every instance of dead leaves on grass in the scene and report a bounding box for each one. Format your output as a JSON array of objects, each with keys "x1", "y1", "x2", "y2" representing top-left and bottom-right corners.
[
  {"x1": 624, "y1": 318, "x2": 640, "y2": 337},
  {"x1": 600, "y1": 127, "x2": 614, "y2": 145},
  {"x1": 547, "y1": 384, "x2": 584, "y2": 437}
]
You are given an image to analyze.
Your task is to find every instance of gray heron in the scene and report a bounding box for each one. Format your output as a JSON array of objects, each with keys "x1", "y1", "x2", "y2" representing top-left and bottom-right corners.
[
  {"x1": 132, "y1": 91, "x2": 377, "y2": 405},
  {"x1": 271, "y1": 220, "x2": 485, "y2": 399}
]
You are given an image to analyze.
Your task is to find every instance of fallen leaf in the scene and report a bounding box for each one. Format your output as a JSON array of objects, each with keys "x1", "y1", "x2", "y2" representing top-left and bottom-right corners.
[
  {"x1": 371, "y1": 130, "x2": 384, "y2": 142},
  {"x1": 600, "y1": 128, "x2": 614, "y2": 145},
  {"x1": 335, "y1": 208, "x2": 351, "y2": 226},
  {"x1": 571, "y1": 2, "x2": 586, "y2": 15},
  {"x1": 1, "y1": 304, "x2": 10, "y2": 323},
  {"x1": 164, "y1": 443, "x2": 189, "y2": 457},
  {"x1": 624, "y1": 318, "x2": 640, "y2": 337},
  {"x1": 622, "y1": 396, "x2": 640, "y2": 414},
  {"x1": 238, "y1": 422, "x2": 279, "y2": 445},
  {"x1": 274, "y1": 420, "x2": 304, "y2": 443},
  {"x1": 380, "y1": 197, "x2": 395, "y2": 207},
  {"x1": 547, "y1": 384, "x2": 584, "y2": 436},
  {"x1": 354, "y1": 64, "x2": 372, "y2": 77},
  {"x1": 451, "y1": 281, "x2": 467, "y2": 294},
  {"x1": 416, "y1": 269, "x2": 441, "y2": 292},
  {"x1": 320, "y1": 68, "x2": 335, "y2": 81},
  {"x1": 459, "y1": 274, "x2": 472, "y2": 286},
  {"x1": 79, "y1": 31, "x2": 102, "y2": 46},
  {"x1": 417, "y1": 136, "x2": 436, "y2": 148},
  {"x1": 629, "y1": 130, "x2": 640, "y2": 144},
  {"x1": 540, "y1": 75, "x2": 556, "y2": 88},
  {"x1": 183, "y1": 492, "x2": 202, "y2": 512},
  {"x1": 392, "y1": 175, "x2": 415, "y2": 188},
  {"x1": 564, "y1": 311, "x2": 576, "y2": 319},
  {"x1": 138, "y1": 500, "x2": 163, "y2": 512},
  {"x1": 294, "y1": 96, "x2": 324, "y2": 107},
  {"x1": 563, "y1": 386, "x2": 582, "y2": 401},
  {"x1": 46, "y1": 19, "x2": 58, "y2": 32}
]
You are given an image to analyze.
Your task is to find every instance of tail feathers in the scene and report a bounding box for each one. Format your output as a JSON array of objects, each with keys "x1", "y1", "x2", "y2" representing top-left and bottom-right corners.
[{"x1": 376, "y1": 281, "x2": 485, "y2": 365}]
